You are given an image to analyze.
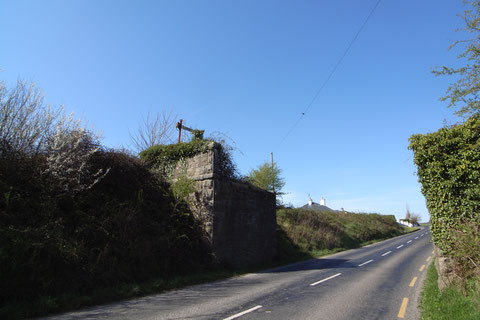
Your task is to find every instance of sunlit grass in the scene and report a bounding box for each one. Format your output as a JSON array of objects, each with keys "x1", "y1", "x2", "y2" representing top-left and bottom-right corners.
[{"x1": 420, "y1": 261, "x2": 480, "y2": 320}]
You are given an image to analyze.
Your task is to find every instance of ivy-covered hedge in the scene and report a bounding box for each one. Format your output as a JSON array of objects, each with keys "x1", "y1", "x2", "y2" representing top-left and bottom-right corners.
[{"x1": 409, "y1": 115, "x2": 480, "y2": 255}]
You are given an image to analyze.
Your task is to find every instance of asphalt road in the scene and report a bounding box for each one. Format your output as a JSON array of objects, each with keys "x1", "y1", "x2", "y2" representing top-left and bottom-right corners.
[{"x1": 43, "y1": 227, "x2": 433, "y2": 320}]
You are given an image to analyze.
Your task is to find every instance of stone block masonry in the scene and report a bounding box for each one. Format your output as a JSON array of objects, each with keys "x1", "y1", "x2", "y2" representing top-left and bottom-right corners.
[{"x1": 180, "y1": 142, "x2": 276, "y2": 268}]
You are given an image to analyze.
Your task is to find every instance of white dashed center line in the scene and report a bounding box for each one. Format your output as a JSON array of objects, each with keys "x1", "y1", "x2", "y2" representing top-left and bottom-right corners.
[
  {"x1": 381, "y1": 251, "x2": 392, "y2": 256},
  {"x1": 407, "y1": 240, "x2": 412, "y2": 243},
  {"x1": 358, "y1": 259, "x2": 373, "y2": 267},
  {"x1": 396, "y1": 245, "x2": 404, "y2": 249},
  {"x1": 310, "y1": 273, "x2": 342, "y2": 286},
  {"x1": 223, "y1": 306, "x2": 263, "y2": 320}
]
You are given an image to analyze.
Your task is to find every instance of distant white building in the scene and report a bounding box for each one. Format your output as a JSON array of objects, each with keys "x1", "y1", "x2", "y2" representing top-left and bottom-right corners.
[
  {"x1": 397, "y1": 219, "x2": 419, "y2": 228},
  {"x1": 319, "y1": 197, "x2": 326, "y2": 206},
  {"x1": 302, "y1": 197, "x2": 333, "y2": 212}
]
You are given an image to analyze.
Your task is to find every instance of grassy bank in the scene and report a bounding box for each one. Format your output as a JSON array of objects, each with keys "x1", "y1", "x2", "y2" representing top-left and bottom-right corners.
[
  {"x1": 276, "y1": 208, "x2": 411, "y2": 258},
  {"x1": 420, "y1": 261, "x2": 480, "y2": 320}
]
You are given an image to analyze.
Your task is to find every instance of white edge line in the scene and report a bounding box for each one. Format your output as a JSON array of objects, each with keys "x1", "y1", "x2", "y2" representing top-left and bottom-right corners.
[
  {"x1": 310, "y1": 273, "x2": 342, "y2": 286},
  {"x1": 223, "y1": 305, "x2": 263, "y2": 320},
  {"x1": 358, "y1": 259, "x2": 373, "y2": 267},
  {"x1": 396, "y1": 245, "x2": 404, "y2": 249},
  {"x1": 381, "y1": 251, "x2": 392, "y2": 256}
]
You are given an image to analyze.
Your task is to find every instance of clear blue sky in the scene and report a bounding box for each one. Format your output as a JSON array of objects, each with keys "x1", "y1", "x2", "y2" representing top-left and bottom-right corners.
[{"x1": 1, "y1": 0, "x2": 468, "y2": 221}]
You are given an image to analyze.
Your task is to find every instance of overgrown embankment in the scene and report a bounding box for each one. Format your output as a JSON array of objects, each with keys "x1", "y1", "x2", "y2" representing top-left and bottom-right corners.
[
  {"x1": 276, "y1": 208, "x2": 408, "y2": 260},
  {"x1": 0, "y1": 81, "x2": 217, "y2": 319},
  {"x1": 0, "y1": 148, "x2": 217, "y2": 319}
]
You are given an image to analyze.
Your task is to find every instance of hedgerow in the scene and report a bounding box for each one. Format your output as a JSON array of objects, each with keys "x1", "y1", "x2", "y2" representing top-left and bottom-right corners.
[{"x1": 409, "y1": 115, "x2": 480, "y2": 279}]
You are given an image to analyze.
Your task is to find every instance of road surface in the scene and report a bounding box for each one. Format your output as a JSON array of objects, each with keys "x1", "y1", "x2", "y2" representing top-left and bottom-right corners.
[{"x1": 44, "y1": 227, "x2": 433, "y2": 320}]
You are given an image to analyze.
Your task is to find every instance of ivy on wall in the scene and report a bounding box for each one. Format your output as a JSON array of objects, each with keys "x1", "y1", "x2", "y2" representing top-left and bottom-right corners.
[
  {"x1": 139, "y1": 139, "x2": 212, "y2": 179},
  {"x1": 139, "y1": 139, "x2": 237, "y2": 181}
]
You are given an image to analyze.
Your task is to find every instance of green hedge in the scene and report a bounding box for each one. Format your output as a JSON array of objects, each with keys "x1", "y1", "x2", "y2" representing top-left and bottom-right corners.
[{"x1": 409, "y1": 115, "x2": 480, "y2": 255}]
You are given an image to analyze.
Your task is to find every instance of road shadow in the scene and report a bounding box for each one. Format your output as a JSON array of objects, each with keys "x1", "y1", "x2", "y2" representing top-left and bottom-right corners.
[{"x1": 260, "y1": 258, "x2": 357, "y2": 273}]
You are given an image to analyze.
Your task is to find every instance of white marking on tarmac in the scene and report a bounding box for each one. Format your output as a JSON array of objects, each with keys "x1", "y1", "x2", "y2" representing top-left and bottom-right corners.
[
  {"x1": 358, "y1": 259, "x2": 373, "y2": 267},
  {"x1": 415, "y1": 237, "x2": 419, "y2": 239},
  {"x1": 310, "y1": 273, "x2": 342, "y2": 286},
  {"x1": 381, "y1": 251, "x2": 392, "y2": 256},
  {"x1": 397, "y1": 245, "x2": 404, "y2": 249},
  {"x1": 407, "y1": 240, "x2": 412, "y2": 243},
  {"x1": 421, "y1": 234, "x2": 424, "y2": 237},
  {"x1": 223, "y1": 306, "x2": 263, "y2": 320}
]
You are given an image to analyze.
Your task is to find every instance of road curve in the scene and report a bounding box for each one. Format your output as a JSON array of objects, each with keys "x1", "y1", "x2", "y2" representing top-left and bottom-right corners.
[{"x1": 43, "y1": 227, "x2": 432, "y2": 320}]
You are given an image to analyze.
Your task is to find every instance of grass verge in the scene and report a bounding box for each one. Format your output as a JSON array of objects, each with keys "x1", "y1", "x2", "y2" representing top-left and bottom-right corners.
[{"x1": 420, "y1": 261, "x2": 480, "y2": 320}]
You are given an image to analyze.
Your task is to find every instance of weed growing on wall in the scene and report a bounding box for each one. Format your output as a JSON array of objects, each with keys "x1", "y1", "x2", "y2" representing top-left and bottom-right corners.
[{"x1": 170, "y1": 160, "x2": 196, "y2": 205}]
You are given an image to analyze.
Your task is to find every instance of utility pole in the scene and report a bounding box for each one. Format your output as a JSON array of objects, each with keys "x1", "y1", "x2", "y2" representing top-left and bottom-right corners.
[{"x1": 271, "y1": 152, "x2": 275, "y2": 194}]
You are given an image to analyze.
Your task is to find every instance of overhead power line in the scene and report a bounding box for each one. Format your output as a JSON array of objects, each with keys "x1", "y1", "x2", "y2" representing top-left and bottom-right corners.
[{"x1": 276, "y1": 0, "x2": 382, "y2": 149}]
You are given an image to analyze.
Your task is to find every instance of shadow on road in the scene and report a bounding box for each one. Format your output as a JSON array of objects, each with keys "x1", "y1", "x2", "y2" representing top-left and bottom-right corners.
[{"x1": 260, "y1": 258, "x2": 357, "y2": 273}]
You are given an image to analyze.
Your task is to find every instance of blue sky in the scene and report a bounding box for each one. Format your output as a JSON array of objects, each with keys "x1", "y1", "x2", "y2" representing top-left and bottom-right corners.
[{"x1": 0, "y1": 0, "x2": 468, "y2": 221}]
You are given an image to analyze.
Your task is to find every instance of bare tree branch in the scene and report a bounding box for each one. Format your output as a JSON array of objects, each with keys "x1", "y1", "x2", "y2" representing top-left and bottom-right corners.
[{"x1": 130, "y1": 109, "x2": 177, "y2": 152}]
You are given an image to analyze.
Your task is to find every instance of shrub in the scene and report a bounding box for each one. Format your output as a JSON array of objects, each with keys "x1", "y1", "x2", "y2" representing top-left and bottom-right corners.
[
  {"x1": 44, "y1": 128, "x2": 109, "y2": 193},
  {"x1": 449, "y1": 220, "x2": 480, "y2": 280}
]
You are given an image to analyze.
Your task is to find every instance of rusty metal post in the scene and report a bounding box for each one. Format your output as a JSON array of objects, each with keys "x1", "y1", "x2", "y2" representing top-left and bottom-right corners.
[{"x1": 177, "y1": 119, "x2": 183, "y2": 143}]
